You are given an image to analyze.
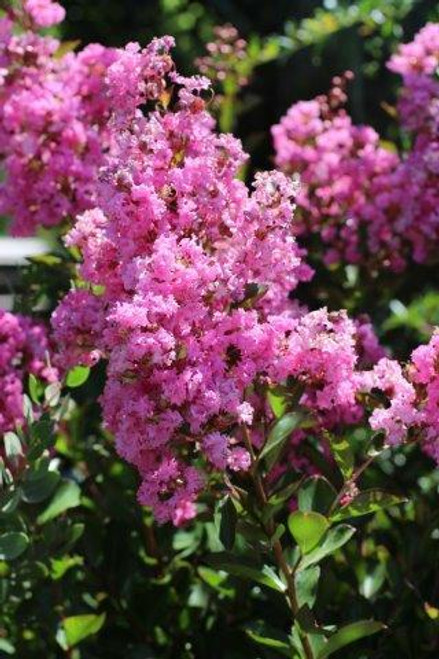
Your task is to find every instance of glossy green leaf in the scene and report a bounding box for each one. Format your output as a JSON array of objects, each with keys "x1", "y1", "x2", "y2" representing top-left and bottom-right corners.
[
  {"x1": 288, "y1": 511, "x2": 329, "y2": 554},
  {"x1": 245, "y1": 621, "x2": 291, "y2": 656},
  {"x1": 332, "y1": 490, "x2": 406, "y2": 521},
  {"x1": 28, "y1": 374, "x2": 43, "y2": 404},
  {"x1": 4, "y1": 432, "x2": 23, "y2": 463},
  {"x1": 22, "y1": 466, "x2": 60, "y2": 503},
  {"x1": 299, "y1": 525, "x2": 356, "y2": 570},
  {"x1": 295, "y1": 566, "x2": 321, "y2": 608},
  {"x1": 325, "y1": 433, "x2": 354, "y2": 480},
  {"x1": 0, "y1": 488, "x2": 21, "y2": 514},
  {"x1": 260, "y1": 412, "x2": 304, "y2": 466},
  {"x1": 298, "y1": 476, "x2": 337, "y2": 515},
  {"x1": 62, "y1": 613, "x2": 106, "y2": 648},
  {"x1": 22, "y1": 394, "x2": 34, "y2": 424},
  {"x1": 45, "y1": 382, "x2": 61, "y2": 407},
  {"x1": 0, "y1": 532, "x2": 29, "y2": 561},
  {"x1": 66, "y1": 366, "x2": 91, "y2": 388},
  {"x1": 267, "y1": 387, "x2": 288, "y2": 419},
  {"x1": 317, "y1": 620, "x2": 386, "y2": 658},
  {"x1": 51, "y1": 555, "x2": 84, "y2": 580},
  {"x1": 37, "y1": 480, "x2": 81, "y2": 525},
  {"x1": 206, "y1": 555, "x2": 286, "y2": 592}
]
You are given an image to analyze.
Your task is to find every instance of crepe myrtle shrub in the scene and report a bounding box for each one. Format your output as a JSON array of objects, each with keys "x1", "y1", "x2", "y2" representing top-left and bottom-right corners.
[{"x1": 2, "y1": 3, "x2": 439, "y2": 657}]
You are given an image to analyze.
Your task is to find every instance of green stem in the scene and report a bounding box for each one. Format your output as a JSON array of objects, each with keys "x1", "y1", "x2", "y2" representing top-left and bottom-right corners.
[{"x1": 242, "y1": 426, "x2": 315, "y2": 659}]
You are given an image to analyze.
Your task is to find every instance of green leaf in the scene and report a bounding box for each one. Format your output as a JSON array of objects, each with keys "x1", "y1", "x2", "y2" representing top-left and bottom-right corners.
[
  {"x1": 267, "y1": 387, "x2": 288, "y2": 419},
  {"x1": 216, "y1": 496, "x2": 237, "y2": 551},
  {"x1": 28, "y1": 374, "x2": 43, "y2": 404},
  {"x1": 317, "y1": 620, "x2": 386, "y2": 658},
  {"x1": 260, "y1": 412, "x2": 304, "y2": 466},
  {"x1": 0, "y1": 488, "x2": 21, "y2": 514},
  {"x1": 37, "y1": 480, "x2": 81, "y2": 525},
  {"x1": 0, "y1": 532, "x2": 29, "y2": 561},
  {"x1": 245, "y1": 621, "x2": 291, "y2": 656},
  {"x1": 325, "y1": 433, "x2": 354, "y2": 480},
  {"x1": 66, "y1": 366, "x2": 91, "y2": 389},
  {"x1": 4, "y1": 432, "x2": 23, "y2": 463},
  {"x1": 27, "y1": 417, "x2": 55, "y2": 461},
  {"x1": 54, "y1": 39, "x2": 81, "y2": 59},
  {"x1": 332, "y1": 490, "x2": 406, "y2": 521},
  {"x1": 61, "y1": 523, "x2": 85, "y2": 554},
  {"x1": 22, "y1": 465, "x2": 60, "y2": 504},
  {"x1": 299, "y1": 525, "x2": 356, "y2": 570},
  {"x1": 62, "y1": 613, "x2": 106, "y2": 648},
  {"x1": 0, "y1": 639, "x2": 15, "y2": 655},
  {"x1": 298, "y1": 476, "x2": 337, "y2": 515},
  {"x1": 206, "y1": 555, "x2": 286, "y2": 592},
  {"x1": 295, "y1": 566, "x2": 321, "y2": 608},
  {"x1": 22, "y1": 394, "x2": 34, "y2": 424},
  {"x1": 360, "y1": 563, "x2": 386, "y2": 599},
  {"x1": 288, "y1": 511, "x2": 329, "y2": 554},
  {"x1": 51, "y1": 555, "x2": 84, "y2": 580},
  {"x1": 45, "y1": 382, "x2": 61, "y2": 407}
]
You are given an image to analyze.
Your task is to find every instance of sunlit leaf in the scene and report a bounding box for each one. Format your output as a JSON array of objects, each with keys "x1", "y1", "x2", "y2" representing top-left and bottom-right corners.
[
  {"x1": 206, "y1": 555, "x2": 286, "y2": 592},
  {"x1": 37, "y1": 480, "x2": 81, "y2": 525},
  {"x1": 288, "y1": 511, "x2": 329, "y2": 554},
  {"x1": 332, "y1": 490, "x2": 406, "y2": 521},
  {"x1": 61, "y1": 613, "x2": 106, "y2": 648},
  {"x1": 260, "y1": 412, "x2": 305, "y2": 466},
  {"x1": 299, "y1": 525, "x2": 356, "y2": 570},
  {"x1": 66, "y1": 366, "x2": 91, "y2": 388},
  {"x1": 325, "y1": 432, "x2": 354, "y2": 480},
  {"x1": 317, "y1": 620, "x2": 386, "y2": 658}
]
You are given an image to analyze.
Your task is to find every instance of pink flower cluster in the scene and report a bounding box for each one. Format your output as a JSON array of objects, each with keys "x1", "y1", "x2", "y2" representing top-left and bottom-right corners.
[
  {"x1": 195, "y1": 24, "x2": 249, "y2": 87},
  {"x1": 0, "y1": 309, "x2": 57, "y2": 435},
  {"x1": 409, "y1": 333, "x2": 439, "y2": 462},
  {"x1": 357, "y1": 332, "x2": 439, "y2": 461},
  {"x1": 272, "y1": 75, "x2": 406, "y2": 270},
  {"x1": 0, "y1": 5, "x2": 434, "y2": 524},
  {"x1": 50, "y1": 26, "x2": 439, "y2": 525},
  {"x1": 273, "y1": 28, "x2": 439, "y2": 270},
  {"x1": 52, "y1": 38, "x2": 367, "y2": 525},
  {"x1": 23, "y1": 0, "x2": 65, "y2": 29},
  {"x1": 387, "y1": 24, "x2": 439, "y2": 264},
  {"x1": 0, "y1": 2, "x2": 116, "y2": 235},
  {"x1": 388, "y1": 23, "x2": 439, "y2": 136}
]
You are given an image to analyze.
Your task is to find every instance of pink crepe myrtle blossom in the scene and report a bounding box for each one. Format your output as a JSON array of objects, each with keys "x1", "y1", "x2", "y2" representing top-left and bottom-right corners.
[
  {"x1": 23, "y1": 0, "x2": 65, "y2": 28},
  {"x1": 0, "y1": 5, "x2": 116, "y2": 235},
  {"x1": 409, "y1": 332, "x2": 439, "y2": 462},
  {"x1": 273, "y1": 43, "x2": 439, "y2": 271},
  {"x1": 42, "y1": 15, "x2": 439, "y2": 524},
  {"x1": 388, "y1": 23, "x2": 439, "y2": 136},
  {"x1": 0, "y1": 309, "x2": 57, "y2": 436},
  {"x1": 272, "y1": 75, "x2": 407, "y2": 271}
]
